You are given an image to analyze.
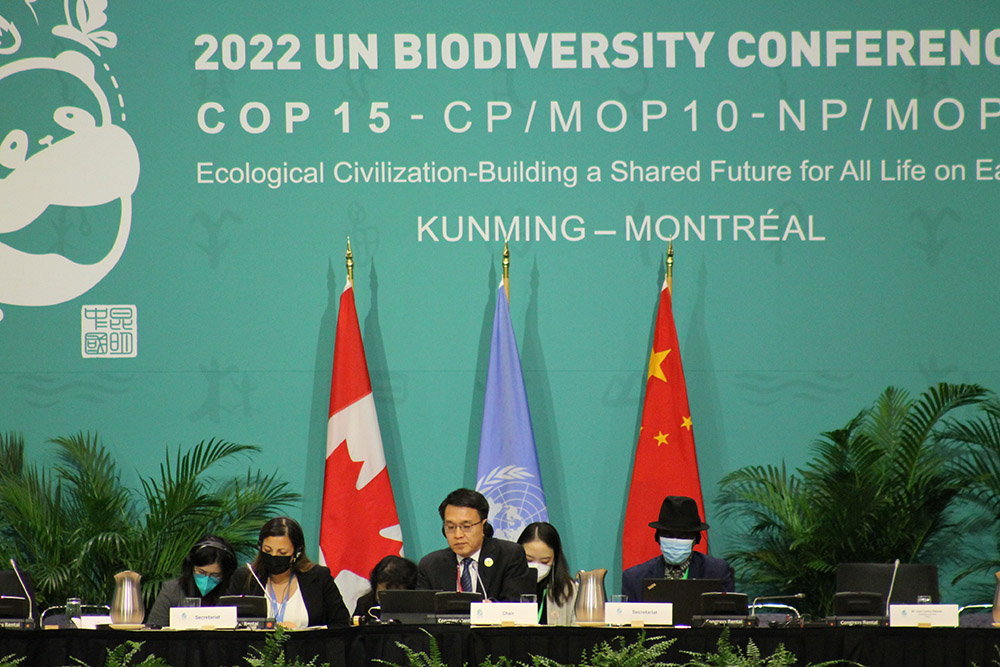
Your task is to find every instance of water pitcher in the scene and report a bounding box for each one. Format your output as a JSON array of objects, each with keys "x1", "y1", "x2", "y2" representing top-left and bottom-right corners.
[
  {"x1": 993, "y1": 571, "x2": 1000, "y2": 626},
  {"x1": 574, "y1": 568, "x2": 607, "y2": 624},
  {"x1": 110, "y1": 570, "x2": 144, "y2": 624}
]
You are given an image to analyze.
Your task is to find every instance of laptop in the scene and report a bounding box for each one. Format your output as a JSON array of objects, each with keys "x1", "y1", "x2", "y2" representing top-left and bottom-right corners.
[
  {"x1": 379, "y1": 590, "x2": 485, "y2": 624},
  {"x1": 642, "y1": 578, "x2": 725, "y2": 625},
  {"x1": 433, "y1": 592, "x2": 483, "y2": 623},
  {"x1": 835, "y1": 563, "x2": 939, "y2": 605},
  {"x1": 378, "y1": 590, "x2": 438, "y2": 624},
  {"x1": 215, "y1": 595, "x2": 268, "y2": 626}
]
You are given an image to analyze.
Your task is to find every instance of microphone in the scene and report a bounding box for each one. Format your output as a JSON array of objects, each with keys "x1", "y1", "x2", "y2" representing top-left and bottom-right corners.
[
  {"x1": 242, "y1": 563, "x2": 276, "y2": 629},
  {"x1": 246, "y1": 563, "x2": 268, "y2": 594},
  {"x1": 750, "y1": 593, "x2": 805, "y2": 618},
  {"x1": 473, "y1": 564, "x2": 489, "y2": 602},
  {"x1": 885, "y1": 559, "x2": 901, "y2": 616},
  {"x1": 9, "y1": 559, "x2": 35, "y2": 629}
]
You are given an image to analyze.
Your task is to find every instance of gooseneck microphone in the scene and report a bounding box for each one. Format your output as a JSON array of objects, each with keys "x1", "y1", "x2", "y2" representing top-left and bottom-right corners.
[
  {"x1": 246, "y1": 562, "x2": 268, "y2": 594},
  {"x1": 9, "y1": 559, "x2": 35, "y2": 629},
  {"x1": 473, "y1": 564, "x2": 489, "y2": 602},
  {"x1": 885, "y1": 559, "x2": 901, "y2": 616}
]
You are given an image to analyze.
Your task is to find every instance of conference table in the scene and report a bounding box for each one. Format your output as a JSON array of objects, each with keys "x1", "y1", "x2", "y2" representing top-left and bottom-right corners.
[{"x1": 3, "y1": 622, "x2": 1000, "y2": 667}]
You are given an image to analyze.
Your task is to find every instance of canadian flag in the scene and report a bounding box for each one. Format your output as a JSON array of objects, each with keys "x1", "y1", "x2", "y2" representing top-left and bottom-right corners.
[{"x1": 319, "y1": 278, "x2": 403, "y2": 614}]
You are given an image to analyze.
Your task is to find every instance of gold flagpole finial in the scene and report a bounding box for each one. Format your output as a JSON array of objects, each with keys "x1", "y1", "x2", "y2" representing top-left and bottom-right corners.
[
  {"x1": 666, "y1": 240, "x2": 674, "y2": 295},
  {"x1": 346, "y1": 236, "x2": 354, "y2": 284},
  {"x1": 502, "y1": 240, "x2": 510, "y2": 301}
]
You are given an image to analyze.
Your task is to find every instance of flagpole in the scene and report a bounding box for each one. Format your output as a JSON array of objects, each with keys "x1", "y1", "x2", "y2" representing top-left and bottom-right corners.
[
  {"x1": 346, "y1": 237, "x2": 354, "y2": 285},
  {"x1": 502, "y1": 239, "x2": 510, "y2": 301},
  {"x1": 666, "y1": 240, "x2": 674, "y2": 295}
]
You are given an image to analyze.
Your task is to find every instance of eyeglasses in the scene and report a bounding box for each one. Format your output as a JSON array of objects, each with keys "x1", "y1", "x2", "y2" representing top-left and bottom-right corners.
[
  {"x1": 443, "y1": 519, "x2": 485, "y2": 535},
  {"x1": 193, "y1": 567, "x2": 223, "y2": 580}
]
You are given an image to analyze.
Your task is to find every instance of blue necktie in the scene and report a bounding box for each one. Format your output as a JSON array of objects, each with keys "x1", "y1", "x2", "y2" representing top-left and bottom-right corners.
[{"x1": 461, "y1": 558, "x2": 474, "y2": 593}]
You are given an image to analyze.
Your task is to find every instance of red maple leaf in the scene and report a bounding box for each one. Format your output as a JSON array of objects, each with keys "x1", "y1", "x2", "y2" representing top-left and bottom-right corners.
[{"x1": 319, "y1": 441, "x2": 402, "y2": 579}]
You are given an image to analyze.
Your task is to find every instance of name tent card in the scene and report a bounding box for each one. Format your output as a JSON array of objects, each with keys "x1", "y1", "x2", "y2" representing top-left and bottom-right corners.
[
  {"x1": 888, "y1": 604, "x2": 959, "y2": 628},
  {"x1": 469, "y1": 602, "x2": 538, "y2": 625},
  {"x1": 169, "y1": 606, "x2": 238, "y2": 629},
  {"x1": 604, "y1": 602, "x2": 674, "y2": 626}
]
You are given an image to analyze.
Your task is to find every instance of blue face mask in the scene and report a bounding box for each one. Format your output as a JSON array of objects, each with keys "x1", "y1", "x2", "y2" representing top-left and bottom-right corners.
[
  {"x1": 194, "y1": 573, "x2": 221, "y2": 596},
  {"x1": 659, "y1": 537, "x2": 694, "y2": 565}
]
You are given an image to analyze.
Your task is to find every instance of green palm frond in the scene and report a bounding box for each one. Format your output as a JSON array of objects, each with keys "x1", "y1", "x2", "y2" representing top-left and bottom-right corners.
[
  {"x1": 719, "y1": 382, "x2": 988, "y2": 615},
  {"x1": 0, "y1": 432, "x2": 300, "y2": 609},
  {"x1": 0, "y1": 432, "x2": 25, "y2": 479},
  {"x1": 941, "y1": 396, "x2": 1000, "y2": 579}
]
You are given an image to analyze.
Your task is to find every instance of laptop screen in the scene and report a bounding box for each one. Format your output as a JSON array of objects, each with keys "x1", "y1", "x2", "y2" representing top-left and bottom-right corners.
[
  {"x1": 641, "y1": 578, "x2": 724, "y2": 625},
  {"x1": 378, "y1": 590, "x2": 438, "y2": 624},
  {"x1": 835, "y1": 563, "x2": 939, "y2": 605}
]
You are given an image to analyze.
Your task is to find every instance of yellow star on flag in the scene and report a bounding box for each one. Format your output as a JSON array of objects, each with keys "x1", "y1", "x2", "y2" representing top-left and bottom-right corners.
[
  {"x1": 681, "y1": 416, "x2": 693, "y2": 431},
  {"x1": 654, "y1": 431, "x2": 669, "y2": 446},
  {"x1": 648, "y1": 348, "x2": 671, "y2": 383}
]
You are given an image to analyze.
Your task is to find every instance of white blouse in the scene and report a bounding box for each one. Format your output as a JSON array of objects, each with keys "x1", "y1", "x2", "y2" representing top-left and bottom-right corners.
[{"x1": 267, "y1": 577, "x2": 310, "y2": 628}]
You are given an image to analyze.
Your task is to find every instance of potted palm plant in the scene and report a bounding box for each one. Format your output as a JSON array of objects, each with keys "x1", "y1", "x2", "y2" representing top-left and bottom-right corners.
[
  {"x1": 717, "y1": 383, "x2": 988, "y2": 617},
  {"x1": 0, "y1": 431, "x2": 299, "y2": 610}
]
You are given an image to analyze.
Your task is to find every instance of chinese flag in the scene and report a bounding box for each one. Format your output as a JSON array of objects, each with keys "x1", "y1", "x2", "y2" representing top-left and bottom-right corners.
[
  {"x1": 622, "y1": 277, "x2": 706, "y2": 570},
  {"x1": 319, "y1": 277, "x2": 403, "y2": 613}
]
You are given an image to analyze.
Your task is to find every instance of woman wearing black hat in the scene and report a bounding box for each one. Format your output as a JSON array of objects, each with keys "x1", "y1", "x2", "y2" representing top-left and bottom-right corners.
[{"x1": 621, "y1": 496, "x2": 734, "y2": 603}]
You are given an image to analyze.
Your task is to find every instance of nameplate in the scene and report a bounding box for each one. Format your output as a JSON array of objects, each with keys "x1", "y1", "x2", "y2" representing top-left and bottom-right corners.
[
  {"x1": 76, "y1": 615, "x2": 112, "y2": 629},
  {"x1": 469, "y1": 602, "x2": 538, "y2": 625},
  {"x1": 604, "y1": 602, "x2": 673, "y2": 626},
  {"x1": 169, "y1": 606, "x2": 238, "y2": 629},
  {"x1": 888, "y1": 604, "x2": 959, "y2": 628}
]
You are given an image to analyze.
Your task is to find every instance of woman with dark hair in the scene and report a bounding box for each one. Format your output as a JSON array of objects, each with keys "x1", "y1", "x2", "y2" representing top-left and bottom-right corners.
[
  {"x1": 517, "y1": 522, "x2": 577, "y2": 625},
  {"x1": 228, "y1": 517, "x2": 349, "y2": 628},
  {"x1": 353, "y1": 554, "x2": 418, "y2": 620},
  {"x1": 146, "y1": 535, "x2": 237, "y2": 627}
]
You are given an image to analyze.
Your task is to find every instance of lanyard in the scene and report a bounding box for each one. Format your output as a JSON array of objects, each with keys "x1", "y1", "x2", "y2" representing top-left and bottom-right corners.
[
  {"x1": 537, "y1": 588, "x2": 546, "y2": 624},
  {"x1": 267, "y1": 575, "x2": 294, "y2": 622}
]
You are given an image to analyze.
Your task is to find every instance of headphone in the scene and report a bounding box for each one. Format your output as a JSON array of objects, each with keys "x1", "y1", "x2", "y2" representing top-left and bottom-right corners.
[
  {"x1": 195, "y1": 536, "x2": 231, "y2": 553},
  {"x1": 257, "y1": 537, "x2": 303, "y2": 562},
  {"x1": 185, "y1": 535, "x2": 237, "y2": 571}
]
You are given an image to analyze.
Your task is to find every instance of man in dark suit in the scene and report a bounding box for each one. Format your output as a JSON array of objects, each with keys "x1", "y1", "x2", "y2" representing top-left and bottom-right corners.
[
  {"x1": 417, "y1": 488, "x2": 535, "y2": 602},
  {"x1": 621, "y1": 495, "x2": 735, "y2": 602}
]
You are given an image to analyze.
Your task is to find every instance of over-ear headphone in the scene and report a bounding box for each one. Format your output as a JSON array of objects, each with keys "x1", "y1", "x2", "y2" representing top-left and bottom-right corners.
[
  {"x1": 257, "y1": 536, "x2": 303, "y2": 561},
  {"x1": 196, "y1": 536, "x2": 229, "y2": 552}
]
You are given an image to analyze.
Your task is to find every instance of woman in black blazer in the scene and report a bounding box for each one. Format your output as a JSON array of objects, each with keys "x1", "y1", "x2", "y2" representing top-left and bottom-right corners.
[{"x1": 228, "y1": 517, "x2": 349, "y2": 628}]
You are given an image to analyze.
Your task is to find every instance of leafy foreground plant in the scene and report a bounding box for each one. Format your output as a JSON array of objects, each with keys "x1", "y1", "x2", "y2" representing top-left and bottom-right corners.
[
  {"x1": 717, "y1": 382, "x2": 988, "y2": 617},
  {"x1": 376, "y1": 628, "x2": 452, "y2": 667},
  {"x1": 0, "y1": 431, "x2": 299, "y2": 609},
  {"x1": 540, "y1": 633, "x2": 676, "y2": 667},
  {"x1": 71, "y1": 641, "x2": 171, "y2": 667},
  {"x1": 378, "y1": 629, "x2": 676, "y2": 667},
  {"x1": 681, "y1": 629, "x2": 857, "y2": 667},
  {"x1": 236, "y1": 626, "x2": 330, "y2": 667},
  {"x1": 0, "y1": 654, "x2": 25, "y2": 667}
]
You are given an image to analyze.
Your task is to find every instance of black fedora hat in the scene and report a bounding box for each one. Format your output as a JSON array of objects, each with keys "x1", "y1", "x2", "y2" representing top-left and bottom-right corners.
[{"x1": 648, "y1": 496, "x2": 710, "y2": 532}]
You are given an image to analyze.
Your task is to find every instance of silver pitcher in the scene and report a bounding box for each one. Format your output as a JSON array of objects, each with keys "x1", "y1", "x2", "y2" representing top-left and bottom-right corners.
[
  {"x1": 993, "y1": 571, "x2": 1000, "y2": 626},
  {"x1": 110, "y1": 570, "x2": 145, "y2": 625},
  {"x1": 574, "y1": 568, "x2": 607, "y2": 624}
]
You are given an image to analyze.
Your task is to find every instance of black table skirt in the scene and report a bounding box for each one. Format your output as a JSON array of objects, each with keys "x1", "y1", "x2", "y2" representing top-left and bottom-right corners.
[{"x1": 3, "y1": 624, "x2": 1000, "y2": 667}]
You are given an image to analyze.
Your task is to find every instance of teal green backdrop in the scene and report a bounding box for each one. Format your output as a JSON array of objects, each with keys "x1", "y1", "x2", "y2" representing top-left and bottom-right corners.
[{"x1": 2, "y1": 1, "x2": 999, "y2": 601}]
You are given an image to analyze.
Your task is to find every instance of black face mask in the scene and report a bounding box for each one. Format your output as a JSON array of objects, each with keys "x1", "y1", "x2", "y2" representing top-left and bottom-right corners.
[{"x1": 259, "y1": 551, "x2": 294, "y2": 576}]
